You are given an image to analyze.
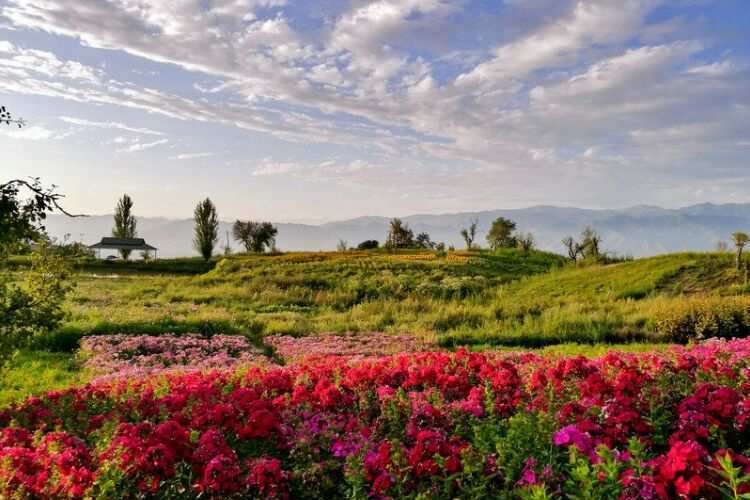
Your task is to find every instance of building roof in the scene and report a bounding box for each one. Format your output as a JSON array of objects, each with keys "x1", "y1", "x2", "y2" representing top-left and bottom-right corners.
[{"x1": 89, "y1": 237, "x2": 157, "y2": 251}]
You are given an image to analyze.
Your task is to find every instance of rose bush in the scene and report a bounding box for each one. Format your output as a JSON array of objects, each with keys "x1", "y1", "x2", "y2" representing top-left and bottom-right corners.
[{"x1": 3, "y1": 339, "x2": 750, "y2": 498}]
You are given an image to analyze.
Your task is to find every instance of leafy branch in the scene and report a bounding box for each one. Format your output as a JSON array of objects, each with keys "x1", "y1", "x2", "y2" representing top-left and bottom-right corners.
[{"x1": 0, "y1": 105, "x2": 25, "y2": 128}]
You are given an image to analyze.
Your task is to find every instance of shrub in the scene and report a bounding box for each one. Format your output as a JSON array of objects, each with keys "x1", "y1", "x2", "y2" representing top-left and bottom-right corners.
[
  {"x1": 3, "y1": 341, "x2": 750, "y2": 497},
  {"x1": 653, "y1": 295, "x2": 750, "y2": 343},
  {"x1": 0, "y1": 246, "x2": 72, "y2": 362}
]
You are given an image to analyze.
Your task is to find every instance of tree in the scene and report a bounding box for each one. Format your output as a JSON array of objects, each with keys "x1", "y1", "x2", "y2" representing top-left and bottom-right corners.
[
  {"x1": 193, "y1": 198, "x2": 219, "y2": 261},
  {"x1": 112, "y1": 194, "x2": 137, "y2": 260},
  {"x1": 486, "y1": 217, "x2": 517, "y2": 250},
  {"x1": 460, "y1": 219, "x2": 478, "y2": 250},
  {"x1": 580, "y1": 226, "x2": 602, "y2": 260},
  {"x1": 0, "y1": 177, "x2": 79, "y2": 364},
  {"x1": 1, "y1": 178, "x2": 81, "y2": 255},
  {"x1": 415, "y1": 232, "x2": 435, "y2": 249},
  {"x1": 232, "y1": 220, "x2": 278, "y2": 253},
  {"x1": 357, "y1": 239, "x2": 379, "y2": 250},
  {"x1": 732, "y1": 232, "x2": 749, "y2": 270},
  {"x1": 385, "y1": 218, "x2": 414, "y2": 249},
  {"x1": 1, "y1": 243, "x2": 72, "y2": 361},
  {"x1": 562, "y1": 236, "x2": 582, "y2": 262},
  {"x1": 337, "y1": 239, "x2": 349, "y2": 252},
  {"x1": 516, "y1": 232, "x2": 535, "y2": 253}
]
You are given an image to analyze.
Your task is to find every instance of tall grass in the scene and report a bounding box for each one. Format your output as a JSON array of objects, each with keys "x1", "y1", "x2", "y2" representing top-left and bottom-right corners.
[{"x1": 36, "y1": 250, "x2": 748, "y2": 350}]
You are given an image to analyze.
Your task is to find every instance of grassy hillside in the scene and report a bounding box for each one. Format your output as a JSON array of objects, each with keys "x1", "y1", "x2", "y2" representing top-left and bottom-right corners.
[
  {"x1": 27, "y1": 249, "x2": 749, "y2": 352},
  {"x1": 442, "y1": 252, "x2": 749, "y2": 347},
  {"x1": 47, "y1": 249, "x2": 564, "y2": 348}
]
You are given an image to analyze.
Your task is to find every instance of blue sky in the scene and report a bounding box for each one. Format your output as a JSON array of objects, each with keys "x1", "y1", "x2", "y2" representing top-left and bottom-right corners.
[{"x1": 0, "y1": 0, "x2": 748, "y2": 222}]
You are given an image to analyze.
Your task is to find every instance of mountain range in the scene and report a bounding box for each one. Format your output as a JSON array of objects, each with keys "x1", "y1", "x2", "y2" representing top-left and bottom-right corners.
[{"x1": 43, "y1": 203, "x2": 750, "y2": 258}]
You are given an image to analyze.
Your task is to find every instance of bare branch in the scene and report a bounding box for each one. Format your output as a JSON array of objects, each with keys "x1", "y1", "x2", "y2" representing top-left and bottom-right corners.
[{"x1": 0, "y1": 179, "x2": 88, "y2": 218}]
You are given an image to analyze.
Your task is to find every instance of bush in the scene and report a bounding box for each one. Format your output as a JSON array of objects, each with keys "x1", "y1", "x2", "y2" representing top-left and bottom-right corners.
[
  {"x1": 356, "y1": 240, "x2": 379, "y2": 250},
  {"x1": 653, "y1": 295, "x2": 750, "y2": 343},
  {"x1": 4, "y1": 341, "x2": 750, "y2": 497},
  {"x1": 0, "y1": 246, "x2": 73, "y2": 361}
]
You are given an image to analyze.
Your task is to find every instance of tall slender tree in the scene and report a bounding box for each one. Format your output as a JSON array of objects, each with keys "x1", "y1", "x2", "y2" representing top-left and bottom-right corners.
[
  {"x1": 193, "y1": 198, "x2": 219, "y2": 261},
  {"x1": 112, "y1": 194, "x2": 137, "y2": 260},
  {"x1": 732, "y1": 231, "x2": 749, "y2": 271}
]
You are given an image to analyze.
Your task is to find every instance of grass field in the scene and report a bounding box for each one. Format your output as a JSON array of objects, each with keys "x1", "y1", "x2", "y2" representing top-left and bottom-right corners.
[
  {"x1": 51, "y1": 250, "x2": 748, "y2": 349},
  {"x1": 2, "y1": 248, "x2": 749, "y2": 406}
]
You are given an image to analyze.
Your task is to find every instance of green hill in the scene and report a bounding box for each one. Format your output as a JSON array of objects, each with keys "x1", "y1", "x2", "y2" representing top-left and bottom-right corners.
[
  {"x1": 53, "y1": 249, "x2": 564, "y2": 348},
  {"x1": 441, "y1": 252, "x2": 750, "y2": 347},
  {"x1": 36, "y1": 249, "x2": 749, "y2": 351}
]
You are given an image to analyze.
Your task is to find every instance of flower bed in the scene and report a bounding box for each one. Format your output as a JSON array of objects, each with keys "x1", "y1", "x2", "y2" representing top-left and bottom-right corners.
[
  {"x1": 3, "y1": 340, "x2": 750, "y2": 498},
  {"x1": 264, "y1": 332, "x2": 434, "y2": 363},
  {"x1": 80, "y1": 334, "x2": 271, "y2": 382}
]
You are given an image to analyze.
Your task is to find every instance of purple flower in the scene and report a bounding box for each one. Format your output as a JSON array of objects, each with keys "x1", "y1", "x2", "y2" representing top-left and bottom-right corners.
[{"x1": 553, "y1": 425, "x2": 593, "y2": 455}]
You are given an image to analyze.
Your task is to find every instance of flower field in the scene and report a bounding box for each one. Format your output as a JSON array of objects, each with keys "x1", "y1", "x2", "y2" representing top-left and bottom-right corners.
[
  {"x1": 3, "y1": 339, "x2": 750, "y2": 498},
  {"x1": 80, "y1": 334, "x2": 269, "y2": 382},
  {"x1": 265, "y1": 332, "x2": 434, "y2": 363}
]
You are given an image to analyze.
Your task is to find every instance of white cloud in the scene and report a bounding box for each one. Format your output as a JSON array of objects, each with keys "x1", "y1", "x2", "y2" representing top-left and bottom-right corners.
[
  {"x1": 117, "y1": 138, "x2": 168, "y2": 153},
  {"x1": 5, "y1": 125, "x2": 54, "y2": 140},
  {"x1": 1, "y1": 0, "x2": 749, "y2": 211},
  {"x1": 168, "y1": 152, "x2": 214, "y2": 160},
  {"x1": 59, "y1": 116, "x2": 165, "y2": 136}
]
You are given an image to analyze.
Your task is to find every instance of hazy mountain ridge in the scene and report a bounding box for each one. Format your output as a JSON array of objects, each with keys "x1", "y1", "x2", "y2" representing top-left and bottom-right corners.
[{"x1": 44, "y1": 203, "x2": 750, "y2": 258}]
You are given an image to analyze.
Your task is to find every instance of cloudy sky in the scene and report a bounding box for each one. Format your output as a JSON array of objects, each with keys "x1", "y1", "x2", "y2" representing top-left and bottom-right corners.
[{"x1": 0, "y1": 0, "x2": 748, "y2": 222}]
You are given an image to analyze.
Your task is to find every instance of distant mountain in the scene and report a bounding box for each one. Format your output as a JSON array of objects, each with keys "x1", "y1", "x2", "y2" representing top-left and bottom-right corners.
[{"x1": 44, "y1": 203, "x2": 750, "y2": 258}]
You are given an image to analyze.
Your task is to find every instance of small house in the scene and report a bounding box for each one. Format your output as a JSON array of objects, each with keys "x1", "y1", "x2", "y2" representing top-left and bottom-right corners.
[{"x1": 89, "y1": 237, "x2": 158, "y2": 259}]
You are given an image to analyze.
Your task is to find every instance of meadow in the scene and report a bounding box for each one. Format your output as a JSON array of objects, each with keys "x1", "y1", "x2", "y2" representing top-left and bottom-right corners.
[
  {"x1": 54, "y1": 249, "x2": 748, "y2": 349},
  {"x1": 2, "y1": 248, "x2": 749, "y2": 407}
]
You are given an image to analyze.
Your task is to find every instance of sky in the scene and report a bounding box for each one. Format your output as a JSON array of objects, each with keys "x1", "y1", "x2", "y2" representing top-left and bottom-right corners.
[{"x1": 0, "y1": 0, "x2": 748, "y2": 222}]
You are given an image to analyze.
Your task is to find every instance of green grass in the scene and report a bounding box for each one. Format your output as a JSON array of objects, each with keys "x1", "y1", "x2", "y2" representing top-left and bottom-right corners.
[
  {"x1": 440, "y1": 252, "x2": 747, "y2": 347},
  {"x1": 41, "y1": 249, "x2": 564, "y2": 347},
  {"x1": 0, "y1": 351, "x2": 90, "y2": 407},
  {"x1": 4, "y1": 248, "x2": 746, "y2": 408},
  {"x1": 14, "y1": 249, "x2": 749, "y2": 354}
]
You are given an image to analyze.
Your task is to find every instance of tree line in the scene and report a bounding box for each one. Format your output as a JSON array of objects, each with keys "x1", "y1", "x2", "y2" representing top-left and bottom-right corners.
[{"x1": 109, "y1": 194, "x2": 278, "y2": 261}]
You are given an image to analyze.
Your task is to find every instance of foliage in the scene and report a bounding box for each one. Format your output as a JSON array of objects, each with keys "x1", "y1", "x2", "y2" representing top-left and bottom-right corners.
[
  {"x1": 3, "y1": 341, "x2": 750, "y2": 497},
  {"x1": 51, "y1": 235, "x2": 95, "y2": 258},
  {"x1": 652, "y1": 295, "x2": 750, "y2": 343},
  {"x1": 516, "y1": 232, "x2": 535, "y2": 253},
  {"x1": 233, "y1": 220, "x2": 278, "y2": 253},
  {"x1": 0, "y1": 244, "x2": 73, "y2": 362},
  {"x1": 460, "y1": 218, "x2": 478, "y2": 250},
  {"x1": 385, "y1": 218, "x2": 414, "y2": 249},
  {"x1": 733, "y1": 232, "x2": 749, "y2": 270},
  {"x1": 0, "y1": 105, "x2": 24, "y2": 128},
  {"x1": 415, "y1": 231, "x2": 435, "y2": 249},
  {"x1": 112, "y1": 194, "x2": 137, "y2": 260},
  {"x1": 579, "y1": 226, "x2": 602, "y2": 260},
  {"x1": 193, "y1": 198, "x2": 219, "y2": 261},
  {"x1": 487, "y1": 217, "x2": 517, "y2": 250},
  {"x1": 0, "y1": 178, "x2": 76, "y2": 255},
  {"x1": 356, "y1": 240, "x2": 379, "y2": 250}
]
